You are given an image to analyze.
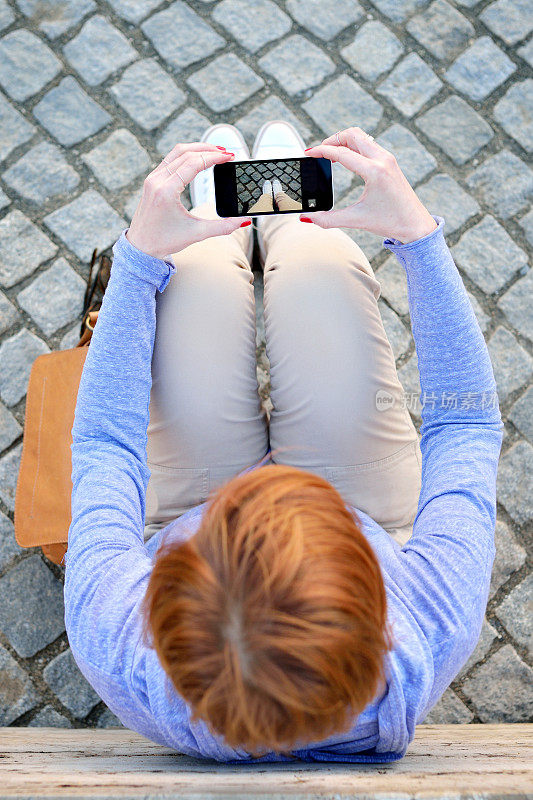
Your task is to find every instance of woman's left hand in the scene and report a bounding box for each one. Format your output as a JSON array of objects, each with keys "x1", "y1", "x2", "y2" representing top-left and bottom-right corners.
[{"x1": 126, "y1": 142, "x2": 251, "y2": 259}]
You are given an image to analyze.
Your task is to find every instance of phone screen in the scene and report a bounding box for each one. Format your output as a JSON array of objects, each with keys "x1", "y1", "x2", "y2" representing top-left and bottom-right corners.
[{"x1": 214, "y1": 156, "x2": 333, "y2": 217}]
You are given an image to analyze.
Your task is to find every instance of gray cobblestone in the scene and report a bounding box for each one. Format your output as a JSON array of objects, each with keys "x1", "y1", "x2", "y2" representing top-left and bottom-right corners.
[
  {"x1": 187, "y1": 53, "x2": 264, "y2": 112},
  {"x1": 496, "y1": 574, "x2": 532, "y2": 655},
  {"x1": 416, "y1": 96, "x2": 493, "y2": 165},
  {"x1": 0, "y1": 328, "x2": 50, "y2": 406},
  {"x1": 2, "y1": 141, "x2": 80, "y2": 204},
  {"x1": 33, "y1": 76, "x2": 111, "y2": 147},
  {"x1": 518, "y1": 37, "x2": 533, "y2": 67},
  {"x1": 16, "y1": 0, "x2": 96, "y2": 39},
  {"x1": 303, "y1": 75, "x2": 383, "y2": 135},
  {"x1": 286, "y1": 0, "x2": 363, "y2": 40},
  {"x1": 341, "y1": 22, "x2": 404, "y2": 83},
  {"x1": 378, "y1": 299, "x2": 411, "y2": 359},
  {"x1": 0, "y1": 442, "x2": 21, "y2": 511},
  {"x1": 60, "y1": 324, "x2": 82, "y2": 350},
  {"x1": 259, "y1": 35, "x2": 335, "y2": 96},
  {"x1": 43, "y1": 648, "x2": 101, "y2": 718},
  {"x1": 157, "y1": 108, "x2": 212, "y2": 155},
  {"x1": 97, "y1": 707, "x2": 125, "y2": 727},
  {"x1": 106, "y1": 0, "x2": 162, "y2": 24},
  {"x1": 349, "y1": 228, "x2": 384, "y2": 261},
  {"x1": 43, "y1": 189, "x2": 127, "y2": 262},
  {"x1": 416, "y1": 173, "x2": 480, "y2": 234},
  {"x1": 467, "y1": 150, "x2": 533, "y2": 219},
  {"x1": 123, "y1": 186, "x2": 142, "y2": 221},
  {"x1": 0, "y1": 93, "x2": 35, "y2": 163},
  {"x1": 493, "y1": 80, "x2": 533, "y2": 153},
  {"x1": 377, "y1": 124, "x2": 436, "y2": 185},
  {"x1": 497, "y1": 440, "x2": 533, "y2": 525},
  {"x1": 458, "y1": 619, "x2": 499, "y2": 679},
  {"x1": 213, "y1": 0, "x2": 291, "y2": 53},
  {"x1": 445, "y1": 36, "x2": 516, "y2": 101},
  {"x1": 0, "y1": 29, "x2": 61, "y2": 102},
  {"x1": 498, "y1": 268, "x2": 533, "y2": 342},
  {"x1": 0, "y1": 210, "x2": 58, "y2": 289},
  {"x1": 0, "y1": 510, "x2": 22, "y2": 572},
  {"x1": 0, "y1": 1, "x2": 14, "y2": 30},
  {"x1": 377, "y1": 53, "x2": 442, "y2": 117},
  {"x1": 480, "y1": 0, "x2": 533, "y2": 46},
  {"x1": 109, "y1": 59, "x2": 185, "y2": 131},
  {"x1": 0, "y1": 291, "x2": 19, "y2": 335},
  {"x1": 0, "y1": 555, "x2": 65, "y2": 657},
  {"x1": 63, "y1": 15, "x2": 137, "y2": 86},
  {"x1": 376, "y1": 255, "x2": 409, "y2": 316},
  {"x1": 424, "y1": 689, "x2": 473, "y2": 723},
  {"x1": 369, "y1": 0, "x2": 430, "y2": 23},
  {"x1": 407, "y1": 0, "x2": 475, "y2": 61},
  {"x1": 518, "y1": 208, "x2": 533, "y2": 247},
  {"x1": 0, "y1": 187, "x2": 9, "y2": 210},
  {"x1": 508, "y1": 386, "x2": 533, "y2": 443},
  {"x1": 488, "y1": 326, "x2": 533, "y2": 403},
  {"x1": 82, "y1": 128, "x2": 150, "y2": 191},
  {"x1": 452, "y1": 215, "x2": 528, "y2": 294},
  {"x1": 28, "y1": 705, "x2": 73, "y2": 727},
  {"x1": 0, "y1": 642, "x2": 39, "y2": 725},
  {"x1": 490, "y1": 519, "x2": 527, "y2": 597},
  {"x1": 236, "y1": 95, "x2": 310, "y2": 149},
  {"x1": 468, "y1": 291, "x2": 490, "y2": 334},
  {"x1": 462, "y1": 645, "x2": 533, "y2": 722},
  {"x1": 16, "y1": 258, "x2": 86, "y2": 336},
  {"x1": 141, "y1": 1, "x2": 224, "y2": 71},
  {"x1": 0, "y1": 402, "x2": 22, "y2": 453}
]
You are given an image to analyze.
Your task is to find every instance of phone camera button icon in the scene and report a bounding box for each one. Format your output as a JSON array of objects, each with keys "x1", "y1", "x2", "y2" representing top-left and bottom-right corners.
[{"x1": 308, "y1": 198, "x2": 316, "y2": 208}]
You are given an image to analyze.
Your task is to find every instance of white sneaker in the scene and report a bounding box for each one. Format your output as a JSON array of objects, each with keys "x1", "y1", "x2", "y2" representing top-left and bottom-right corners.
[
  {"x1": 262, "y1": 179, "x2": 273, "y2": 197},
  {"x1": 271, "y1": 178, "x2": 283, "y2": 196},
  {"x1": 189, "y1": 123, "x2": 249, "y2": 208},
  {"x1": 252, "y1": 120, "x2": 307, "y2": 160}
]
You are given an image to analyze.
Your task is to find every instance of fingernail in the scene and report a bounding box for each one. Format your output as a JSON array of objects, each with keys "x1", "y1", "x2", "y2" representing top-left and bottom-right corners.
[
  {"x1": 240, "y1": 220, "x2": 252, "y2": 227},
  {"x1": 300, "y1": 217, "x2": 313, "y2": 223},
  {"x1": 226, "y1": 151, "x2": 235, "y2": 156},
  {"x1": 216, "y1": 146, "x2": 227, "y2": 151},
  {"x1": 304, "y1": 147, "x2": 314, "y2": 152}
]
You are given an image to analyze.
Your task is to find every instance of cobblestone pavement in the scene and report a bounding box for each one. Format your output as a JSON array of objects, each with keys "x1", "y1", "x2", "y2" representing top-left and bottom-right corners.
[{"x1": 0, "y1": 0, "x2": 531, "y2": 731}]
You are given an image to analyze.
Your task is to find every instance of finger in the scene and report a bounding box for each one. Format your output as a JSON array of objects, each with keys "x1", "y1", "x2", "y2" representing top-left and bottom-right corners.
[
  {"x1": 299, "y1": 207, "x2": 366, "y2": 229},
  {"x1": 304, "y1": 144, "x2": 373, "y2": 181},
  {"x1": 164, "y1": 150, "x2": 235, "y2": 192},
  {"x1": 322, "y1": 127, "x2": 380, "y2": 158},
  {"x1": 154, "y1": 142, "x2": 228, "y2": 178},
  {"x1": 190, "y1": 215, "x2": 252, "y2": 241}
]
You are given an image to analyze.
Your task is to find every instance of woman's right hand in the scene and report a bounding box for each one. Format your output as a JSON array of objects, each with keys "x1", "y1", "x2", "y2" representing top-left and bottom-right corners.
[{"x1": 302, "y1": 127, "x2": 438, "y2": 244}]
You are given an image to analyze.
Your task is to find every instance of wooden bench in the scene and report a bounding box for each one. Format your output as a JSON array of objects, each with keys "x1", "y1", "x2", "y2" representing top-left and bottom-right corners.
[{"x1": 1, "y1": 724, "x2": 531, "y2": 798}]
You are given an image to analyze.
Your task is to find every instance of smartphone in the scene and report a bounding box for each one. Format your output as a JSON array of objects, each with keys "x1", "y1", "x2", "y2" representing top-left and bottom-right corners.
[{"x1": 214, "y1": 156, "x2": 334, "y2": 217}]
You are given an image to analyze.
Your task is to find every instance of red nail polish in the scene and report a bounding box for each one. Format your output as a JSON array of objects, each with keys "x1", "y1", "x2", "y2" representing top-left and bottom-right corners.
[
  {"x1": 226, "y1": 151, "x2": 235, "y2": 156},
  {"x1": 300, "y1": 217, "x2": 313, "y2": 223},
  {"x1": 216, "y1": 145, "x2": 227, "y2": 151},
  {"x1": 304, "y1": 147, "x2": 314, "y2": 152},
  {"x1": 240, "y1": 220, "x2": 252, "y2": 227}
]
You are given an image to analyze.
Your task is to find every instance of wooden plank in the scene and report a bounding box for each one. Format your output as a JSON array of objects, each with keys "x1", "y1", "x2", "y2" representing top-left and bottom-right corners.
[{"x1": 0, "y1": 724, "x2": 531, "y2": 799}]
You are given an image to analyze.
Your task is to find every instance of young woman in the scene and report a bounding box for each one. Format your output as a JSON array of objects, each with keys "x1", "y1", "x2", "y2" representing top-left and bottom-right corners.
[{"x1": 63, "y1": 121, "x2": 502, "y2": 762}]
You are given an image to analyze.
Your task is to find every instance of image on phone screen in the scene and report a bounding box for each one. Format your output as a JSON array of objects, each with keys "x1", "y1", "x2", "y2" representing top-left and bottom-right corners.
[{"x1": 214, "y1": 157, "x2": 333, "y2": 217}]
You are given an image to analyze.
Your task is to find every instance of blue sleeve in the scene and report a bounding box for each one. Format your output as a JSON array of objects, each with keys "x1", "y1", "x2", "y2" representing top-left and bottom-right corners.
[
  {"x1": 384, "y1": 218, "x2": 503, "y2": 719},
  {"x1": 63, "y1": 231, "x2": 176, "y2": 678}
]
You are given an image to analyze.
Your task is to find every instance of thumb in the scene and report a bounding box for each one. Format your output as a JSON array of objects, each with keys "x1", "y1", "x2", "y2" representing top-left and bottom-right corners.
[
  {"x1": 300, "y1": 207, "x2": 364, "y2": 229},
  {"x1": 194, "y1": 216, "x2": 252, "y2": 241}
]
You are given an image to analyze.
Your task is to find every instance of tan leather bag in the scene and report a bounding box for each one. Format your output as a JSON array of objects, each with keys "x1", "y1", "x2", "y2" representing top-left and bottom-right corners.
[{"x1": 14, "y1": 311, "x2": 99, "y2": 566}]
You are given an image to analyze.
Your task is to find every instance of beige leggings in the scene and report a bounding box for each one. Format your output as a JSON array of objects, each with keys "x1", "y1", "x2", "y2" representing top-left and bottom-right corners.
[
  {"x1": 144, "y1": 202, "x2": 422, "y2": 546},
  {"x1": 249, "y1": 189, "x2": 302, "y2": 213}
]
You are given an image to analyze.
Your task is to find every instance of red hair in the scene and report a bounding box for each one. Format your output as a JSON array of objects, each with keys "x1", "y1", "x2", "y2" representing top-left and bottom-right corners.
[{"x1": 141, "y1": 464, "x2": 392, "y2": 755}]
